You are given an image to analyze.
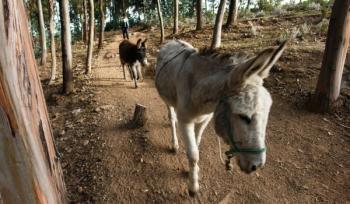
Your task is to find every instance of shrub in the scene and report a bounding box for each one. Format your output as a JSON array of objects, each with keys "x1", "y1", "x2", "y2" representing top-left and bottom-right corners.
[{"x1": 257, "y1": 0, "x2": 274, "y2": 12}]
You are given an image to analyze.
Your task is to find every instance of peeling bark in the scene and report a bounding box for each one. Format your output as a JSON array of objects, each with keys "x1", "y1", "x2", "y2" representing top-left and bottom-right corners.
[{"x1": 0, "y1": 0, "x2": 66, "y2": 202}]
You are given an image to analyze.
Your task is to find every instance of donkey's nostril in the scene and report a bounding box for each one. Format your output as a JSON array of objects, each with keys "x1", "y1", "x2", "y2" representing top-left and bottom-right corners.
[{"x1": 251, "y1": 165, "x2": 257, "y2": 172}]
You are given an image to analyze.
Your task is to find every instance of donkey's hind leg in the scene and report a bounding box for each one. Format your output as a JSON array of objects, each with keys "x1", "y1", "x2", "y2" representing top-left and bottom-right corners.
[
  {"x1": 167, "y1": 106, "x2": 179, "y2": 153},
  {"x1": 121, "y1": 63, "x2": 126, "y2": 80}
]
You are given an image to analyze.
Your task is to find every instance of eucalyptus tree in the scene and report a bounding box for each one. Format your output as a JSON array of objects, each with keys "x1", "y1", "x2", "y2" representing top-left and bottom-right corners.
[
  {"x1": 156, "y1": 0, "x2": 165, "y2": 43},
  {"x1": 86, "y1": 0, "x2": 94, "y2": 74},
  {"x1": 173, "y1": 0, "x2": 179, "y2": 34},
  {"x1": 37, "y1": 0, "x2": 47, "y2": 66},
  {"x1": 98, "y1": 0, "x2": 105, "y2": 49},
  {"x1": 48, "y1": 0, "x2": 56, "y2": 84},
  {"x1": 0, "y1": 0, "x2": 66, "y2": 201},
  {"x1": 59, "y1": 0, "x2": 74, "y2": 94},
  {"x1": 225, "y1": 0, "x2": 238, "y2": 28},
  {"x1": 211, "y1": 0, "x2": 227, "y2": 48},
  {"x1": 196, "y1": 0, "x2": 203, "y2": 30}
]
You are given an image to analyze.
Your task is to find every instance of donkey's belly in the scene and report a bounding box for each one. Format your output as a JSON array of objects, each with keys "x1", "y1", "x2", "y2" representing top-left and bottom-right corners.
[{"x1": 193, "y1": 113, "x2": 213, "y2": 124}]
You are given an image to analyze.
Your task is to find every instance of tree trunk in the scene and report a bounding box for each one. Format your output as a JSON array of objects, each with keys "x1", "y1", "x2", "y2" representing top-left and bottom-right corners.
[
  {"x1": 156, "y1": 0, "x2": 165, "y2": 44},
  {"x1": 211, "y1": 0, "x2": 227, "y2": 49},
  {"x1": 37, "y1": 0, "x2": 47, "y2": 66},
  {"x1": 196, "y1": 0, "x2": 203, "y2": 30},
  {"x1": 313, "y1": 0, "x2": 350, "y2": 112},
  {"x1": 86, "y1": 0, "x2": 94, "y2": 74},
  {"x1": 83, "y1": 0, "x2": 88, "y2": 43},
  {"x1": 225, "y1": 0, "x2": 238, "y2": 28},
  {"x1": 59, "y1": 0, "x2": 74, "y2": 94},
  {"x1": 173, "y1": 0, "x2": 179, "y2": 34},
  {"x1": 48, "y1": 0, "x2": 57, "y2": 85},
  {"x1": 0, "y1": 0, "x2": 66, "y2": 203},
  {"x1": 98, "y1": 0, "x2": 105, "y2": 50},
  {"x1": 245, "y1": 0, "x2": 251, "y2": 13}
]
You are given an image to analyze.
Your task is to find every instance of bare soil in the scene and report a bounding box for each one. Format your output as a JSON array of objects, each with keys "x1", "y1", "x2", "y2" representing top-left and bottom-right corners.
[{"x1": 40, "y1": 13, "x2": 350, "y2": 203}]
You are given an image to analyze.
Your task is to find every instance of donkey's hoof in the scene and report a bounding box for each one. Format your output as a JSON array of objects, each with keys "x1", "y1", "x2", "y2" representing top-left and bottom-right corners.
[{"x1": 188, "y1": 190, "x2": 197, "y2": 197}]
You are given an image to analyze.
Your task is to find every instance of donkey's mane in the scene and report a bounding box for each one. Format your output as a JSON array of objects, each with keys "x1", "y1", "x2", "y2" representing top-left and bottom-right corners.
[{"x1": 198, "y1": 47, "x2": 251, "y2": 66}]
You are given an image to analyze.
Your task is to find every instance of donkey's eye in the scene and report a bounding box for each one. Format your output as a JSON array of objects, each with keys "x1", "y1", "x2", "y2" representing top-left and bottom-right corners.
[{"x1": 238, "y1": 114, "x2": 251, "y2": 124}]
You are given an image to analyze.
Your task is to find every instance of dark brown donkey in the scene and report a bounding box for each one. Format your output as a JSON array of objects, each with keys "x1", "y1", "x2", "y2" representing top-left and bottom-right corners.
[{"x1": 119, "y1": 38, "x2": 148, "y2": 88}]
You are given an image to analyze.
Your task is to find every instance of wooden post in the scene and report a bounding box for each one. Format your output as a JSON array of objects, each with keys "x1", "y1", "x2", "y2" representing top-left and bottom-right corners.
[
  {"x1": 0, "y1": 0, "x2": 66, "y2": 203},
  {"x1": 132, "y1": 104, "x2": 148, "y2": 127},
  {"x1": 313, "y1": 0, "x2": 350, "y2": 112}
]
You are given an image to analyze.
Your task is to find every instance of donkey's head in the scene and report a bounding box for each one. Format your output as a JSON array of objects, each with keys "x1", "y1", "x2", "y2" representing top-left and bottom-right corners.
[
  {"x1": 214, "y1": 42, "x2": 286, "y2": 174},
  {"x1": 136, "y1": 38, "x2": 148, "y2": 66}
]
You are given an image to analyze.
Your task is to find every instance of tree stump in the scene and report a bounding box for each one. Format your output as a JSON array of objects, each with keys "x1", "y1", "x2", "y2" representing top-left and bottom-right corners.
[{"x1": 132, "y1": 104, "x2": 148, "y2": 127}]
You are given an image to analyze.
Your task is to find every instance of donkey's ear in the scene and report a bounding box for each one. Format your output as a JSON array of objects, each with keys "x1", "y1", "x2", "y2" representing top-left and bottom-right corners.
[
  {"x1": 229, "y1": 41, "x2": 286, "y2": 87},
  {"x1": 143, "y1": 38, "x2": 148, "y2": 44},
  {"x1": 257, "y1": 41, "x2": 287, "y2": 79},
  {"x1": 136, "y1": 39, "x2": 142, "y2": 48}
]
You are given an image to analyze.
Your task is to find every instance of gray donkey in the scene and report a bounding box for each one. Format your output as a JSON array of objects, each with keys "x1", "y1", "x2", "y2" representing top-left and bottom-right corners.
[{"x1": 155, "y1": 40, "x2": 286, "y2": 196}]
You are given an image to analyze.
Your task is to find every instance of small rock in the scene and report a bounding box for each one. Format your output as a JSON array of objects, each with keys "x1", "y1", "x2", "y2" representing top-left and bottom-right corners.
[
  {"x1": 95, "y1": 107, "x2": 101, "y2": 112},
  {"x1": 59, "y1": 130, "x2": 65, "y2": 136},
  {"x1": 83, "y1": 140, "x2": 89, "y2": 146},
  {"x1": 100, "y1": 105, "x2": 114, "y2": 110},
  {"x1": 78, "y1": 186, "x2": 83, "y2": 193},
  {"x1": 72, "y1": 108, "x2": 82, "y2": 116}
]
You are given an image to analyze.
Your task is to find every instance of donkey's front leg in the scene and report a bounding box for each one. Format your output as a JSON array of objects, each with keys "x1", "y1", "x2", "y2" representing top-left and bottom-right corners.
[
  {"x1": 179, "y1": 122, "x2": 200, "y2": 196},
  {"x1": 167, "y1": 106, "x2": 179, "y2": 153}
]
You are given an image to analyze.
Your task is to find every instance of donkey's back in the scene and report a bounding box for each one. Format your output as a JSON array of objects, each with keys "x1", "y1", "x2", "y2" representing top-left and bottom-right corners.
[{"x1": 155, "y1": 40, "x2": 197, "y2": 107}]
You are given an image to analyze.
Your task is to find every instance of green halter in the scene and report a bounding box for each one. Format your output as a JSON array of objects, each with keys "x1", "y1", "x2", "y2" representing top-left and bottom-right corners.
[{"x1": 219, "y1": 97, "x2": 267, "y2": 158}]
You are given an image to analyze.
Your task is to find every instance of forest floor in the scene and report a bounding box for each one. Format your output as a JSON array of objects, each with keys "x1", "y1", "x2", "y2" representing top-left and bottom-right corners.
[{"x1": 40, "y1": 12, "x2": 350, "y2": 203}]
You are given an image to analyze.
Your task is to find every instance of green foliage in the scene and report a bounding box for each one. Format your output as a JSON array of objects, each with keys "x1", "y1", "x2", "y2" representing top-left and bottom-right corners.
[{"x1": 257, "y1": 0, "x2": 274, "y2": 12}]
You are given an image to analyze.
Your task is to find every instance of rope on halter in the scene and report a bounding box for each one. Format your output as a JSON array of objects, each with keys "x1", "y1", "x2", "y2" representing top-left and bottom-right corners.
[{"x1": 217, "y1": 136, "x2": 225, "y2": 165}]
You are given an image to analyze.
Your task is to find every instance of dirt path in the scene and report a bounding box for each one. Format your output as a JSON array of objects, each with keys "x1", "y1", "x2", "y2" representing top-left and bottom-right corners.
[{"x1": 78, "y1": 31, "x2": 350, "y2": 204}]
